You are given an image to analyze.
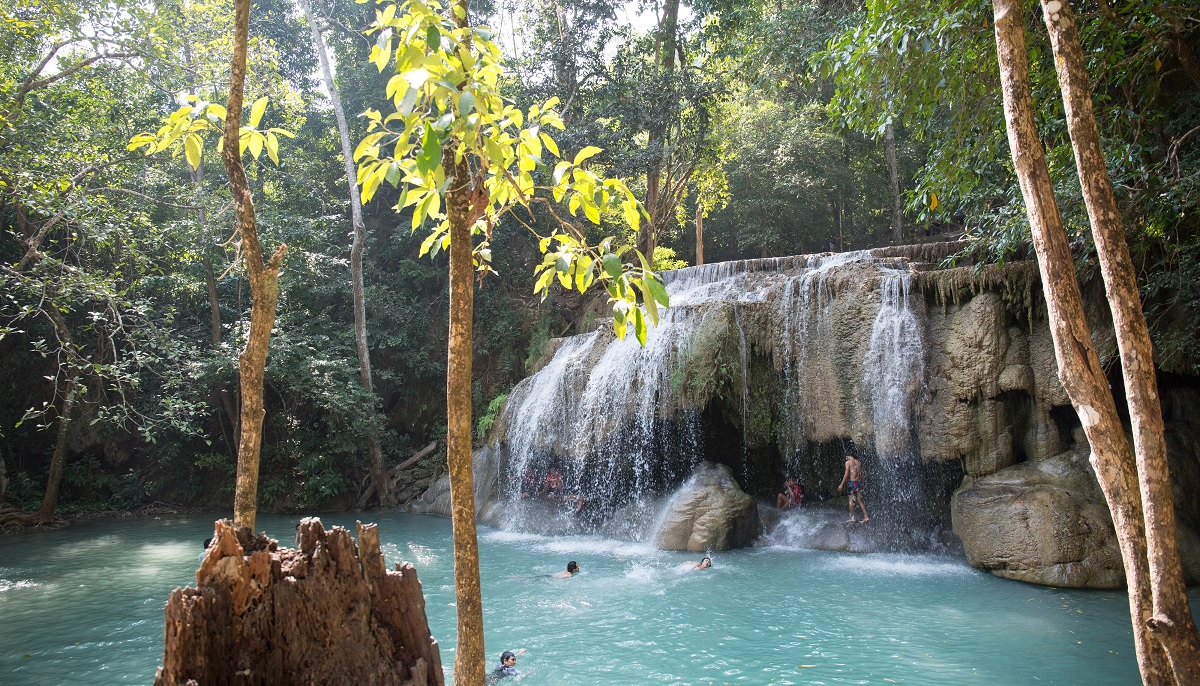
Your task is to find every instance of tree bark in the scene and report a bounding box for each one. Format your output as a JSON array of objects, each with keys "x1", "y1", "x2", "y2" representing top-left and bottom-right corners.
[
  {"x1": 222, "y1": 0, "x2": 287, "y2": 534},
  {"x1": 991, "y1": 1, "x2": 1170, "y2": 683},
  {"x1": 444, "y1": 3, "x2": 486, "y2": 683},
  {"x1": 638, "y1": 0, "x2": 681, "y2": 261},
  {"x1": 1040, "y1": 2, "x2": 1200, "y2": 680},
  {"x1": 885, "y1": 123, "x2": 902, "y2": 243},
  {"x1": 155, "y1": 518, "x2": 443, "y2": 686},
  {"x1": 695, "y1": 206, "x2": 704, "y2": 266},
  {"x1": 299, "y1": 0, "x2": 391, "y2": 508},
  {"x1": 32, "y1": 305, "x2": 77, "y2": 525}
]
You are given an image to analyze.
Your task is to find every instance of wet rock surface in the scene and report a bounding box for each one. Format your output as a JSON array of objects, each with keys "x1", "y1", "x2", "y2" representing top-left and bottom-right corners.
[{"x1": 654, "y1": 463, "x2": 761, "y2": 552}]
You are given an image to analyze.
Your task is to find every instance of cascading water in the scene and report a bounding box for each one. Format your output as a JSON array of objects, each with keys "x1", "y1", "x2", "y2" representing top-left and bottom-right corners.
[
  {"x1": 481, "y1": 249, "x2": 948, "y2": 548},
  {"x1": 863, "y1": 270, "x2": 926, "y2": 458}
]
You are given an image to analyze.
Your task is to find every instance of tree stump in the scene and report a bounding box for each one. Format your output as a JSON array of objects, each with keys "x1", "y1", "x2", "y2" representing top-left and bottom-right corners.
[{"x1": 155, "y1": 518, "x2": 443, "y2": 686}]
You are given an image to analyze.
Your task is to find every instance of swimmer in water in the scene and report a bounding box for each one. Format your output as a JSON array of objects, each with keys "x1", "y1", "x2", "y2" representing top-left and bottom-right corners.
[
  {"x1": 197, "y1": 537, "x2": 213, "y2": 563},
  {"x1": 486, "y1": 648, "x2": 527, "y2": 684},
  {"x1": 553, "y1": 560, "x2": 579, "y2": 578},
  {"x1": 687, "y1": 557, "x2": 712, "y2": 570}
]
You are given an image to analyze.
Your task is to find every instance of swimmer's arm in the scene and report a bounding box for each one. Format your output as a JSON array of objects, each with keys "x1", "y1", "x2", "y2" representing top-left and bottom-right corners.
[{"x1": 838, "y1": 462, "x2": 849, "y2": 491}]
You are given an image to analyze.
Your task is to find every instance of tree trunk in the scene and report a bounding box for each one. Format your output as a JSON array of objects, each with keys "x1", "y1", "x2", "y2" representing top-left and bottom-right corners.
[
  {"x1": 695, "y1": 206, "x2": 704, "y2": 266},
  {"x1": 885, "y1": 123, "x2": 902, "y2": 243},
  {"x1": 991, "y1": 1, "x2": 1169, "y2": 682},
  {"x1": 299, "y1": 0, "x2": 391, "y2": 508},
  {"x1": 444, "y1": 3, "x2": 486, "y2": 683},
  {"x1": 222, "y1": 0, "x2": 287, "y2": 534},
  {"x1": 639, "y1": 0, "x2": 681, "y2": 262},
  {"x1": 155, "y1": 518, "x2": 443, "y2": 686},
  {"x1": 32, "y1": 306, "x2": 77, "y2": 525},
  {"x1": 1040, "y1": 2, "x2": 1200, "y2": 680}
]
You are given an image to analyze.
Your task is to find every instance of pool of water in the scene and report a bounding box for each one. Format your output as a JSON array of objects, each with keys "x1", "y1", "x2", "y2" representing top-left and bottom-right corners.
[{"x1": 0, "y1": 511, "x2": 1191, "y2": 684}]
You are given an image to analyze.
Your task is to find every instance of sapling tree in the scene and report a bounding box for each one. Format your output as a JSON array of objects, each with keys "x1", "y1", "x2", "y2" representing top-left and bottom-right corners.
[{"x1": 354, "y1": 0, "x2": 667, "y2": 680}]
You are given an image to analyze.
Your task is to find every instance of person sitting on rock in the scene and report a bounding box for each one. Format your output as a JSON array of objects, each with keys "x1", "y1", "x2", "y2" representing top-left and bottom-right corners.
[
  {"x1": 541, "y1": 467, "x2": 565, "y2": 501},
  {"x1": 519, "y1": 467, "x2": 539, "y2": 499},
  {"x1": 776, "y1": 477, "x2": 804, "y2": 510}
]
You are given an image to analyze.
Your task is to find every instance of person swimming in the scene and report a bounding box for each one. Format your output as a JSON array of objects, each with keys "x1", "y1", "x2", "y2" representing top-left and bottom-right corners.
[
  {"x1": 485, "y1": 648, "x2": 527, "y2": 684},
  {"x1": 553, "y1": 560, "x2": 579, "y2": 578},
  {"x1": 687, "y1": 557, "x2": 712, "y2": 570}
]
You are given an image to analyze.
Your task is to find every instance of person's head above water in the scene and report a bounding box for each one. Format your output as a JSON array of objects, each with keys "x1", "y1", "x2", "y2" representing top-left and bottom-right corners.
[
  {"x1": 500, "y1": 650, "x2": 516, "y2": 666},
  {"x1": 566, "y1": 560, "x2": 579, "y2": 573},
  {"x1": 700, "y1": 557, "x2": 712, "y2": 568}
]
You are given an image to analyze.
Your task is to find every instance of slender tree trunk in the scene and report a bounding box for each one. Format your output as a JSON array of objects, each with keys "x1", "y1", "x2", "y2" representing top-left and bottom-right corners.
[
  {"x1": 204, "y1": 258, "x2": 241, "y2": 458},
  {"x1": 299, "y1": 0, "x2": 391, "y2": 508},
  {"x1": 444, "y1": 3, "x2": 485, "y2": 682},
  {"x1": 32, "y1": 305, "x2": 77, "y2": 524},
  {"x1": 695, "y1": 206, "x2": 704, "y2": 265},
  {"x1": 639, "y1": 0, "x2": 680, "y2": 261},
  {"x1": 885, "y1": 123, "x2": 902, "y2": 243},
  {"x1": 445, "y1": 152, "x2": 485, "y2": 686},
  {"x1": 222, "y1": 0, "x2": 287, "y2": 534},
  {"x1": 991, "y1": 1, "x2": 1169, "y2": 682},
  {"x1": 1041, "y1": 2, "x2": 1200, "y2": 679}
]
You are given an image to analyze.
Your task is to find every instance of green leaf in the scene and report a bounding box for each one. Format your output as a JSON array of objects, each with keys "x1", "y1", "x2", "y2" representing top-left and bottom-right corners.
[
  {"x1": 638, "y1": 280, "x2": 658, "y2": 327},
  {"x1": 573, "y1": 145, "x2": 602, "y2": 165},
  {"x1": 646, "y1": 275, "x2": 669, "y2": 307},
  {"x1": 613, "y1": 307, "x2": 627, "y2": 340},
  {"x1": 633, "y1": 306, "x2": 646, "y2": 346},
  {"x1": 602, "y1": 253, "x2": 622, "y2": 279},
  {"x1": 582, "y1": 197, "x2": 600, "y2": 224},
  {"x1": 459, "y1": 91, "x2": 475, "y2": 116},
  {"x1": 249, "y1": 97, "x2": 268, "y2": 129},
  {"x1": 426, "y1": 25, "x2": 440, "y2": 51},
  {"x1": 574, "y1": 256, "x2": 593, "y2": 292},
  {"x1": 533, "y1": 266, "x2": 555, "y2": 296},
  {"x1": 399, "y1": 87, "x2": 419, "y2": 116}
]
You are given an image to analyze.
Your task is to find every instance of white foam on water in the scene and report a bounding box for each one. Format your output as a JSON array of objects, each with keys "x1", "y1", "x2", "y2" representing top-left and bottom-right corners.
[
  {"x1": 621, "y1": 562, "x2": 660, "y2": 584},
  {"x1": 483, "y1": 530, "x2": 548, "y2": 545},
  {"x1": 0, "y1": 579, "x2": 38, "y2": 592},
  {"x1": 821, "y1": 553, "x2": 975, "y2": 577},
  {"x1": 535, "y1": 536, "x2": 658, "y2": 559}
]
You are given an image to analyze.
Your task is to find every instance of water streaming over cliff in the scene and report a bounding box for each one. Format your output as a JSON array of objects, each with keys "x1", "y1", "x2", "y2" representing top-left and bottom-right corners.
[{"x1": 482, "y1": 249, "x2": 947, "y2": 540}]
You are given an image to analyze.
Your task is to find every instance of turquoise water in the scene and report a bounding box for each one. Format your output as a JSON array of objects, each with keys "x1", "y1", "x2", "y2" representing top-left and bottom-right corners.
[{"x1": 0, "y1": 512, "x2": 1189, "y2": 684}]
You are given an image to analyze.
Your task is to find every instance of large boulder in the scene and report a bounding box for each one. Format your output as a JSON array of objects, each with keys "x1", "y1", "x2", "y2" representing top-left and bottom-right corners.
[
  {"x1": 654, "y1": 462, "x2": 761, "y2": 552},
  {"x1": 952, "y1": 447, "x2": 1125, "y2": 588}
]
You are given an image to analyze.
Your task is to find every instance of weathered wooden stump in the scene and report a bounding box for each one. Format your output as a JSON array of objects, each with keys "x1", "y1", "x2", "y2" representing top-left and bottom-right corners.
[{"x1": 155, "y1": 518, "x2": 443, "y2": 686}]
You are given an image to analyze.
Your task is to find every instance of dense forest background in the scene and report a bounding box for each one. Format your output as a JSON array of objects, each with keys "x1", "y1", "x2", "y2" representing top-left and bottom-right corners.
[{"x1": 2, "y1": 0, "x2": 1197, "y2": 516}]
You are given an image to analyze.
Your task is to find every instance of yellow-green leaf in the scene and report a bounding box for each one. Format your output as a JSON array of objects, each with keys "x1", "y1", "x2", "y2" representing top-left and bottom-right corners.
[
  {"x1": 540, "y1": 132, "x2": 560, "y2": 158},
  {"x1": 184, "y1": 133, "x2": 203, "y2": 169},
  {"x1": 248, "y1": 132, "x2": 264, "y2": 159},
  {"x1": 573, "y1": 145, "x2": 602, "y2": 165},
  {"x1": 249, "y1": 97, "x2": 268, "y2": 129}
]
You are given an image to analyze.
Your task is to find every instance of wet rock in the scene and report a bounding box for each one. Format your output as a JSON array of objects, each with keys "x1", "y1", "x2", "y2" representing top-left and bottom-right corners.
[
  {"x1": 952, "y1": 447, "x2": 1126, "y2": 588},
  {"x1": 654, "y1": 462, "x2": 761, "y2": 552}
]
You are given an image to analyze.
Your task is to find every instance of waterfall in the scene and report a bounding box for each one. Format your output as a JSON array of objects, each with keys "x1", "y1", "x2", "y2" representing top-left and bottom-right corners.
[
  {"x1": 863, "y1": 270, "x2": 926, "y2": 458},
  {"x1": 484, "y1": 248, "x2": 939, "y2": 540}
]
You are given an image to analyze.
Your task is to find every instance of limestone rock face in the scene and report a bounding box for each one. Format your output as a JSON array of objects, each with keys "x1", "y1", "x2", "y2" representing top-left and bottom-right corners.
[
  {"x1": 654, "y1": 462, "x2": 761, "y2": 552},
  {"x1": 952, "y1": 448, "x2": 1125, "y2": 588},
  {"x1": 407, "y1": 475, "x2": 451, "y2": 518}
]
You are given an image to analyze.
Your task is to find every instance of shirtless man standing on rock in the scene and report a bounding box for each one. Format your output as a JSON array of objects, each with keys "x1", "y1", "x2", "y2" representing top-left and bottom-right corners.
[{"x1": 838, "y1": 454, "x2": 870, "y2": 524}]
